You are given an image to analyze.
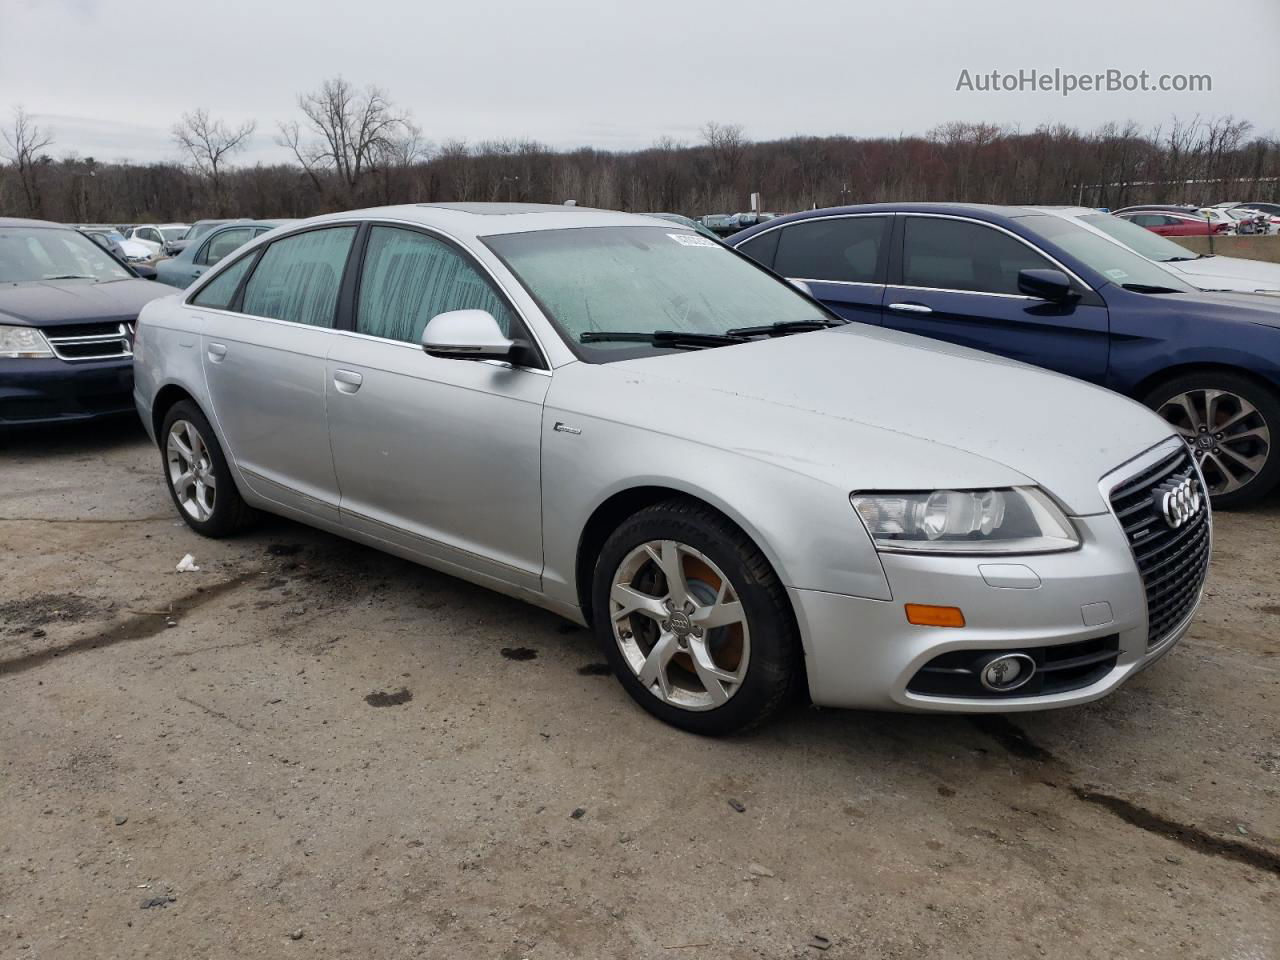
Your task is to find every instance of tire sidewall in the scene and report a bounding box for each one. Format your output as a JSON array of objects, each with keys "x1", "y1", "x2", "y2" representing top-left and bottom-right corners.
[
  {"x1": 159, "y1": 401, "x2": 243, "y2": 536},
  {"x1": 591, "y1": 506, "x2": 795, "y2": 735},
  {"x1": 1145, "y1": 372, "x2": 1280, "y2": 509}
]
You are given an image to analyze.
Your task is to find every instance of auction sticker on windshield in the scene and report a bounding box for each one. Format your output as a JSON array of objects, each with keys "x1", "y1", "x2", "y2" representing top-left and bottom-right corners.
[{"x1": 668, "y1": 233, "x2": 718, "y2": 247}]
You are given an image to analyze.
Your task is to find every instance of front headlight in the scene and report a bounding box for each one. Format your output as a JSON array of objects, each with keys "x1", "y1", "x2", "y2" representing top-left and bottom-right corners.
[
  {"x1": 850, "y1": 487, "x2": 1079, "y2": 554},
  {"x1": 0, "y1": 324, "x2": 54, "y2": 359}
]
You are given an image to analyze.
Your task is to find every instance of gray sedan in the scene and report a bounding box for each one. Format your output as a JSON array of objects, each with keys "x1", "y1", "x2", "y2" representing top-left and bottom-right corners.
[{"x1": 133, "y1": 203, "x2": 1209, "y2": 734}]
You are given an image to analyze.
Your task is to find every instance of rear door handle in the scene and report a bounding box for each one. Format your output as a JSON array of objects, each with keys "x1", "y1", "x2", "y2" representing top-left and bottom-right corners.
[
  {"x1": 207, "y1": 342, "x2": 227, "y2": 361},
  {"x1": 888, "y1": 302, "x2": 933, "y2": 315},
  {"x1": 333, "y1": 369, "x2": 363, "y2": 394}
]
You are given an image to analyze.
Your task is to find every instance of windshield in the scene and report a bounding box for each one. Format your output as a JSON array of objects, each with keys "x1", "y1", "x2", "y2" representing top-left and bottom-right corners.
[
  {"x1": 1022, "y1": 215, "x2": 1197, "y2": 292},
  {"x1": 485, "y1": 226, "x2": 836, "y2": 361},
  {"x1": 1078, "y1": 213, "x2": 1202, "y2": 263},
  {"x1": 0, "y1": 227, "x2": 132, "y2": 283}
]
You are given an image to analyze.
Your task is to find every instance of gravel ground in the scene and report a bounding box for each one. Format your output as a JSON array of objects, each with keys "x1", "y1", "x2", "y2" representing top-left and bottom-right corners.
[{"x1": 1, "y1": 419, "x2": 1277, "y2": 959}]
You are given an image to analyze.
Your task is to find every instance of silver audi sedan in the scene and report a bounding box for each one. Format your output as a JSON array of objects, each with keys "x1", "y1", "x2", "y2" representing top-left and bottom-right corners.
[{"x1": 133, "y1": 203, "x2": 1210, "y2": 734}]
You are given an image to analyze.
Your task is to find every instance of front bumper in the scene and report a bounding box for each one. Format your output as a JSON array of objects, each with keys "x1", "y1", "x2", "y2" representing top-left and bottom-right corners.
[
  {"x1": 0, "y1": 356, "x2": 136, "y2": 428},
  {"x1": 790, "y1": 512, "x2": 1198, "y2": 712}
]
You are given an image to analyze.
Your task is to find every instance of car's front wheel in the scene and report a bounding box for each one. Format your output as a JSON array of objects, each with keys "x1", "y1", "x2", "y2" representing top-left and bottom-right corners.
[
  {"x1": 591, "y1": 499, "x2": 800, "y2": 735},
  {"x1": 160, "y1": 400, "x2": 256, "y2": 537},
  {"x1": 1147, "y1": 371, "x2": 1280, "y2": 508}
]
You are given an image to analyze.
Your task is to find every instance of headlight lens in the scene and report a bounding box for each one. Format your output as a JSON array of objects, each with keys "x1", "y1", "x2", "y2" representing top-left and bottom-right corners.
[
  {"x1": 850, "y1": 487, "x2": 1079, "y2": 554},
  {"x1": 0, "y1": 324, "x2": 54, "y2": 359}
]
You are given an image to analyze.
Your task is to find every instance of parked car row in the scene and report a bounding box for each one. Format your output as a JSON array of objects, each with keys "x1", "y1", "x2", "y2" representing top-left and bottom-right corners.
[{"x1": 1114, "y1": 202, "x2": 1280, "y2": 236}]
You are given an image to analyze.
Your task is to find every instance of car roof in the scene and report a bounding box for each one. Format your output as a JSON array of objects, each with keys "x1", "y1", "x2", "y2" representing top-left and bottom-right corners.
[
  {"x1": 0, "y1": 217, "x2": 70, "y2": 230},
  {"x1": 278, "y1": 202, "x2": 678, "y2": 240},
  {"x1": 728, "y1": 202, "x2": 1052, "y2": 240}
]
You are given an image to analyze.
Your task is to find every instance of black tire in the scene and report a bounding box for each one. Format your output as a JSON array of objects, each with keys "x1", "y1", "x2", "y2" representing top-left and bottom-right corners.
[
  {"x1": 1144, "y1": 370, "x2": 1280, "y2": 509},
  {"x1": 590, "y1": 498, "x2": 800, "y2": 735},
  {"x1": 158, "y1": 400, "x2": 257, "y2": 537}
]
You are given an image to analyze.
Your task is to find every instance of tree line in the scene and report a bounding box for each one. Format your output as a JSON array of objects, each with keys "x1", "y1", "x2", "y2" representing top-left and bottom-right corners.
[{"x1": 2, "y1": 77, "x2": 1277, "y2": 226}]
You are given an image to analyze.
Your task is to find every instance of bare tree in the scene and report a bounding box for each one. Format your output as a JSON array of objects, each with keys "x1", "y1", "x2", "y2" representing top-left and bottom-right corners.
[
  {"x1": 2, "y1": 106, "x2": 55, "y2": 216},
  {"x1": 277, "y1": 77, "x2": 412, "y2": 201},
  {"x1": 700, "y1": 121, "x2": 747, "y2": 183},
  {"x1": 171, "y1": 108, "x2": 256, "y2": 211}
]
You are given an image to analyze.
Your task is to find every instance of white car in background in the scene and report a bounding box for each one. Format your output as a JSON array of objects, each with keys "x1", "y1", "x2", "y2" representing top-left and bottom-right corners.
[
  {"x1": 124, "y1": 223, "x2": 189, "y2": 258},
  {"x1": 1033, "y1": 207, "x2": 1280, "y2": 295}
]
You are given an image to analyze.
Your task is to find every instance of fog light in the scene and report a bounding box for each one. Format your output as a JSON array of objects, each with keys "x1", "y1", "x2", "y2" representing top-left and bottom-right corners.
[
  {"x1": 979, "y1": 653, "x2": 1036, "y2": 692},
  {"x1": 904, "y1": 604, "x2": 966, "y2": 628}
]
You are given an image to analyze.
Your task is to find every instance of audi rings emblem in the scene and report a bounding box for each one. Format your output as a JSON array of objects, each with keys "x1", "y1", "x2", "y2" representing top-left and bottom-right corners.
[{"x1": 1152, "y1": 477, "x2": 1202, "y2": 529}]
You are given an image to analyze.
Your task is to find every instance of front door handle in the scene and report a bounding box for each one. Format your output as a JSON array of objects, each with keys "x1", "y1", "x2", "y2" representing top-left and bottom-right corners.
[
  {"x1": 207, "y1": 342, "x2": 227, "y2": 362},
  {"x1": 333, "y1": 369, "x2": 363, "y2": 394},
  {"x1": 888, "y1": 302, "x2": 934, "y2": 315}
]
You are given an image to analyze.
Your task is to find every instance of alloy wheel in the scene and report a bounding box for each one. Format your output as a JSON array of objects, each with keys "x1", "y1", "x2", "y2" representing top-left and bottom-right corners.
[
  {"x1": 166, "y1": 419, "x2": 217, "y2": 522},
  {"x1": 1158, "y1": 388, "x2": 1271, "y2": 496},
  {"x1": 609, "y1": 539, "x2": 750, "y2": 711}
]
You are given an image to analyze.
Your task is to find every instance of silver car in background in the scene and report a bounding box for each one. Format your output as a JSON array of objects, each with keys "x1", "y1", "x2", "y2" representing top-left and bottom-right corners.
[{"x1": 133, "y1": 203, "x2": 1210, "y2": 734}]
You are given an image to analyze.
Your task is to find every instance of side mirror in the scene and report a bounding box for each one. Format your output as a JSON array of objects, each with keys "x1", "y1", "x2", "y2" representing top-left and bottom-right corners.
[
  {"x1": 789, "y1": 278, "x2": 814, "y2": 297},
  {"x1": 1018, "y1": 268, "x2": 1075, "y2": 302},
  {"x1": 422, "y1": 309, "x2": 519, "y2": 362}
]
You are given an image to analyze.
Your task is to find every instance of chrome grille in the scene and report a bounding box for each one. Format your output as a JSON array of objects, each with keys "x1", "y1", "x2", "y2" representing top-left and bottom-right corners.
[
  {"x1": 1110, "y1": 446, "x2": 1210, "y2": 647},
  {"x1": 41, "y1": 322, "x2": 133, "y2": 361}
]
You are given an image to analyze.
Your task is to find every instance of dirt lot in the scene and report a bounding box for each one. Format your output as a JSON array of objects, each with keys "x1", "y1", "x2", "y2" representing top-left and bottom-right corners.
[{"x1": 1, "y1": 420, "x2": 1278, "y2": 960}]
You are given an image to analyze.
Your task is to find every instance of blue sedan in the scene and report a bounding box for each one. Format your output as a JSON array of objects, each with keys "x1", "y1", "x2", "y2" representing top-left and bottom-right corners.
[{"x1": 730, "y1": 203, "x2": 1280, "y2": 507}]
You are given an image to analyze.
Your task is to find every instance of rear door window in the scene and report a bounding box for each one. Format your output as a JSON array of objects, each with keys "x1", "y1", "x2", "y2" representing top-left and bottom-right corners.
[
  {"x1": 901, "y1": 217, "x2": 1053, "y2": 295},
  {"x1": 735, "y1": 229, "x2": 780, "y2": 270},
  {"x1": 240, "y1": 226, "x2": 356, "y2": 328},
  {"x1": 774, "y1": 216, "x2": 889, "y2": 284}
]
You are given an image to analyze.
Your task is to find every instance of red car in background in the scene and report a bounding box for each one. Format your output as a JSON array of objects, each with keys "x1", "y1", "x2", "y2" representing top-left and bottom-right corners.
[{"x1": 1115, "y1": 209, "x2": 1230, "y2": 237}]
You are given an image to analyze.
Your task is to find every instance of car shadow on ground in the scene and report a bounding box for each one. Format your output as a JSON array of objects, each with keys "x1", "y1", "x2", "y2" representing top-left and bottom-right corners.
[{"x1": 0, "y1": 415, "x2": 148, "y2": 457}]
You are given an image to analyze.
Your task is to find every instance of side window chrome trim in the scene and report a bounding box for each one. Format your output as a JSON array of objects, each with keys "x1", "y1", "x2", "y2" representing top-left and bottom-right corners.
[
  {"x1": 886, "y1": 283, "x2": 1040, "y2": 301},
  {"x1": 788, "y1": 276, "x2": 885, "y2": 289},
  {"x1": 899, "y1": 212, "x2": 1095, "y2": 293}
]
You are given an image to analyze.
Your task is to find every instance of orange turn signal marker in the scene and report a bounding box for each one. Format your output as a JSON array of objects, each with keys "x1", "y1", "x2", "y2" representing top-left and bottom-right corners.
[{"x1": 904, "y1": 604, "x2": 966, "y2": 628}]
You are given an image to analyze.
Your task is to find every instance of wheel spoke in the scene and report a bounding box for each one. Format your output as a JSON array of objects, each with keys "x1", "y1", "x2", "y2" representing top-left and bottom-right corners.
[
  {"x1": 174, "y1": 469, "x2": 194, "y2": 491},
  {"x1": 1167, "y1": 393, "x2": 1203, "y2": 432},
  {"x1": 688, "y1": 638, "x2": 737, "y2": 704},
  {"x1": 1217, "y1": 402, "x2": 1259, "y2": 433},
  {"x1": 644, "y1": 540, "x2": 689, "y2": 606},
  {"x1": 1216, "y1": 443, "x2": 1266, "y2": 474},
  {"x1": 611, "y1": 582, "x2": 667, "y2": 622},
  {"x1": 637, "y1": 632, "x2": 678, "y2": 698},
  {"x1": 169, "y1": 433, "x2": 193, "y2": 464},
  {"x1": 1222, "y1": 426, "x2": 1269, "y2": 443},
  {"x1": 1204, "y1": 453, "x2": 1243, "y2": 494},
  {"x1": 691, "y1": 580, "x2": 746, "y2": 629}
]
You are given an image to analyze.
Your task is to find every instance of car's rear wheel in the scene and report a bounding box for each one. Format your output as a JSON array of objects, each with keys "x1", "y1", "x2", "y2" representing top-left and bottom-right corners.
[
  {"x1": 1146, "y1": 371, "x2": 1280, "y2": 508},
  {"x1": 591, "y1": 499, "x2": 799, "y2": 735},
  {"x1": 160, "y1": 400, "x2": 256, "y2": 536}
]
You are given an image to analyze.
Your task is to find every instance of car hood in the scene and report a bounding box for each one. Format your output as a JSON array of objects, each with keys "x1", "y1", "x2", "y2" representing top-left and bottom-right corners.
[
  {"x1": 582, "y1": 325, "x2": 1175, "y2": 516},
  {"x1": 1171, "y1": 254, "x2": 1280, "y2": 291},
  {"x1": 118, "y1": 239, "x2": 152, "y2": 258},
  {"x1": 0, "y1": 278, "x2": 174, "y2": 328}
]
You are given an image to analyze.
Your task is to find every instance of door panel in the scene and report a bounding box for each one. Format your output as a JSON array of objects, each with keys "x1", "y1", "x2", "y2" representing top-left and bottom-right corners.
[
  {"x1": 326, "y1": 339, "x2": 550, "y2": 588},
  {"x1": 201, "y1": 315, "x2": 341, "y2": 519}
]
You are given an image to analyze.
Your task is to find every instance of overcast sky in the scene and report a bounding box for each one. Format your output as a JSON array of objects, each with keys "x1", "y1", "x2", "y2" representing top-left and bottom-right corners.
[{"x1": 2, "y1": 0, "x2": 1277, "y2": 165}]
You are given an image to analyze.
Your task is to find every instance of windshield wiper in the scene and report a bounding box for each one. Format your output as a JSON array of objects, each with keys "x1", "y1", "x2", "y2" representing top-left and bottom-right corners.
[
  {"x1": 580, "y1": 330, "x2": 747, "y2": 349},
  {"x1": 43, "y1": 274, "x2": 98, "y2": 281},
  {"x1": 724, "y1": 319, "x2": 843, "y2": 338},
  {"x1": 1121, "y1": 283, "x2": 1184, "y2": 294}
]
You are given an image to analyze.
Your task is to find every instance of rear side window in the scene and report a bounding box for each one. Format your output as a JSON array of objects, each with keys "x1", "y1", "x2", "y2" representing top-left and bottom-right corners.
[
  {"x1": 241, "y1": 226, "x2": 356, "y2": 328},
  {"x1": 356, "y1": 226, "x2": 517, "y2": 343},
  {"x1": 902, "y1": 218, "x2": 1052, "y2": 295},
  {"x1": 735, "y1": 229, "x2": 780, "y2": 270},
  {"x1": 190, "y1": 254, "x2": 255, "y2": 309},
  {"x1": 196, "y1": 227, "x2": 253, "y2": 266},
  {"x1": 774, "y1": 216, "x2": 888, "y2": 284}
]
